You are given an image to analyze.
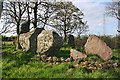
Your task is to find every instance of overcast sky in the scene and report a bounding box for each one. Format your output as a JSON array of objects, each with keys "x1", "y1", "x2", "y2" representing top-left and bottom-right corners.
[
  {"x1": 0, "y1": 0, "x2": 119, "y2": 37},
  {"x1": 72, "y1": 0, "x2": 119, "y2": 36}
]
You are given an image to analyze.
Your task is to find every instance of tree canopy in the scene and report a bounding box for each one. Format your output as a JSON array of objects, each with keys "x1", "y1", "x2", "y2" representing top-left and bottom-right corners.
[
  {"x1": 105, "y1": 0, "x2": 120, "y2": 20},
  {"x1": 50, "y1": 2, "x2": 88, "y2": 41},
  {"x1": 1, "y1": 0, "x2": 88, "y2": 47}
]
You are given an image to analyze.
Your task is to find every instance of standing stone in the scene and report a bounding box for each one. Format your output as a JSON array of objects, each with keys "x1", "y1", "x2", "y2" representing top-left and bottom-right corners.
[
  {"x1": 19, "y1": 28, "x2": 63, "y2": 55},
  {"x1": 67, "y1": 35, "x2": 74, "y2": 45},
  {"x1": 19, "y1": 28, "x2": 44, "y2": 53},
  {"x1": 19, "y1": 20, "x2": 30, "y2": 34},
  {"x1": 36, "y1": 30, "x2": 63, "y2": 55},
  {"x1": 70, "y1": 49, "x2": 87, "y2": 60},
  {"x1": 84, "y1": 35, "x2": 113, "y2": 60}
]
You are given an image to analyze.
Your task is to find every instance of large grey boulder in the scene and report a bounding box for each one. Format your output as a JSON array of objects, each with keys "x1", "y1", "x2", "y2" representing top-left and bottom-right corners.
[
  {"x1": 67, "y1": 35, "x2": 74, "y2": 46},
  {"x1": 19, "y1": 20, "x2": 30, "y2": 34},
  {"x1": 84, "y1": 35, "x2": 113, "y2": 60},
  {"x1": 19, "y1": 28, "x2": 63, "y2": 55},
  {"x1": 36, "y1": 30, "x2": 63, "y2": 55},
  {"x1": 19, "y1": 28, "x2": 44, "y2": 53}
]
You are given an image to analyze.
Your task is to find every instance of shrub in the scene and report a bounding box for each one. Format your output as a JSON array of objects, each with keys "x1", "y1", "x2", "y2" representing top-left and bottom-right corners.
[
  {"x1": 74, "y1": 35, "x2": 120, "y2": 49},
  {"x1": 74, "y1": 35, "x2": 88, "y2": 49}
]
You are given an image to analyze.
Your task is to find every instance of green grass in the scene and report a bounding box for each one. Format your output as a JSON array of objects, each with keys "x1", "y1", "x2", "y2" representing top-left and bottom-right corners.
[{"x1": 2, "y1": 44, "x2": 120, "y2": 78}]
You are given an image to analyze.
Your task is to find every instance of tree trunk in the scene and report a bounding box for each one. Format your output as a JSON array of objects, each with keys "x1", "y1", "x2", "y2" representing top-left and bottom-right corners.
[
  {"x1": 16, "y1": 22, "x2": 21, "y2": 49},
  {"x1": 118, "y1": 1, "x2": 120, "y2": 33},
  {"x1": 0, "y1": 2, "x2": 3, "y2": 18},
  {"x1": 64, "y1": 30, "x2": 67, "y2": 42},
  {"x1": 64, "y1": 10, "x2": 67, "y2": 42},
  {"x1": 43, "y1": 19, "x2": 47, "y2": 29},
  {"x1": 16, "y1": 34, "x2": 21, "y2": 50},
  {"x1": 33, "y1": 2, "x2": 38, "y2": 28}
]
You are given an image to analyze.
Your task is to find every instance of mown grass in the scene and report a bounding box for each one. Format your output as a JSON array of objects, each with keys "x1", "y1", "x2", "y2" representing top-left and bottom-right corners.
[{"x1": 2, "y1": 44, "x2": 120, "y2": 78}]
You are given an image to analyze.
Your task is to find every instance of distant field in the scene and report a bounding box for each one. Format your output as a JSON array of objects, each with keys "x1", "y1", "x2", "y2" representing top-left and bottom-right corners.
[
  {"x1": 2, "y1": 41, "x2": 14, "y2": 44},
  {"x1": 2, "y1": 44, "x2": 120, "y2": 78}
]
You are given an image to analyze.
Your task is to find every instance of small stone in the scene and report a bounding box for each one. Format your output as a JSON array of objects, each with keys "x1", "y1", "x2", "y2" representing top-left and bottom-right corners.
[
  {"x1": 70, "y1": 49, "x2": 87, "y2": 60},
  {"x1": 53, "y1": 62, "x2": 56, "y2": 65},
  {"x1": 113, "y1": 63, "x2": 118, "y2": 68},
  {"x1": 98, "y1": 64, "x2": 103, "y2": 68},
  {"x1": 47, "y1": 57, "x2": 52, "y2": 60},
  {"x1": 70, "y1": 56, "x2": 74, "y2": 62},
  {"x1": 60, "y1": 57, "x2": 65, "y2": 62},
  {"x1": 84, "y1": 61, "x2": 88, "y2": 65},
  {"x1": 57, "y1": 58, "x2": 60, "y2": 62},
  {"x1": 90, "y1": 62, "x2": 95, "y2": 65},
  {"x1": 53, "y1": 56, "x2": 58, "y2": 62},
  {"x1": 49, "y1": 63, "x2": 53, "y2": 66},
  {"x1": 56, "y1": 62, "x2": 60, "y2": 64},
  {"x1": 87, "y1": 61, "x2": 91, "y2": 64},
  {"x1": 65, "y1": 58, "x2": 71, "y2": 62},
  {"x1": 94, "y1": 62, "x2": 99, "y2": 67},
  {"x1": 73, "y1": 64, "x2": 80, "y2": 68},
  {"x1": 61, "y1": 62, "x2": 66, "y2": 64},
  {"x1": 81, "y1": 61, "x2": 88, "y2": 66},
  {"x1": 47, "y1": 56, "x2": 53, "y2": 62},
  {"x1": 102, "y1": 64, "x2": 108, "y2": 69},
  {"x1": 93, "y1": 67, "x2": 97, "y2": 70},
  {"x1": 88, "y1": 64, "x2": 92, "y2": 67},
  {"x1": 88, "y1": 67, "x2": 97, "y2": 70},
  {"x1": 41, "y1": 55, "x2": 47, "y2": 61},
  {"x1": 97, "y1": 67, "x2": 101, "y2": 70},
  {"x1": 88, "y1": 67, "x2": 93, "y2": 69}
]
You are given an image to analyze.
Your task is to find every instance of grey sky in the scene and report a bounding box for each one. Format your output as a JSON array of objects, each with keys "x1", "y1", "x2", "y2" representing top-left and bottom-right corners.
[
  {"x1": 72, "y1": 0, "x2": 118, "y2": 36},
  {"x1": 0, "y1": 0, "x2": 119, "y2": 37}
]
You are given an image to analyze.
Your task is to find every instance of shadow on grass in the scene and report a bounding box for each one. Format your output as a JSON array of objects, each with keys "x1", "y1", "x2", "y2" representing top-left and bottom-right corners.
[
  {"x1": 55, "y1": 50, "x2": 70, "y2": 58},
  {"x1": 54, "y1": 44, "x2": 74, "y2": 58},
  {"x1": 86, "y1": 54, "x2": 105, "y2": 62},
  {"x1": 2, "y1": 44, "x2": 35, "y2": 67}
]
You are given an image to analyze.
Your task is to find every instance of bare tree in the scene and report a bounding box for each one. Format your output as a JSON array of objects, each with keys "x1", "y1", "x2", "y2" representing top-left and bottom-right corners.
[
  {"x1": 50, "y1": 2, "x2": 88, "y2": 42},
  {"x1": 31, "y1": 2, "x2": 39, "y2": 28},
  {"x1": 105, "y1": 0, "x2": 120, "y2": 20},
  {"x1": 75, "y1": 21, "x2": 88, "y2": 36},
  {"x1": 105, "y1": 0, "x2": 120, "y2": 33},
  {"x1": 29, "y1": 0, "x2": 57, "y2": 29},
  {"x1": 1, "y1": 0, "x2": 59, "y2": 48},
  {"x1": 0, "y1": 22, "x2": 16, "y2": 35},
  {"x1": 2, "y1": 1, "x2": 29, "y2": 49}
]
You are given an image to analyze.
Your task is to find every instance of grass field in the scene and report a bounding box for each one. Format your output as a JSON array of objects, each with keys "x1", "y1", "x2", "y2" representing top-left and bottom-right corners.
[{"x1": 1, "y1": 44, "x2": 120, "y2": 78}]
